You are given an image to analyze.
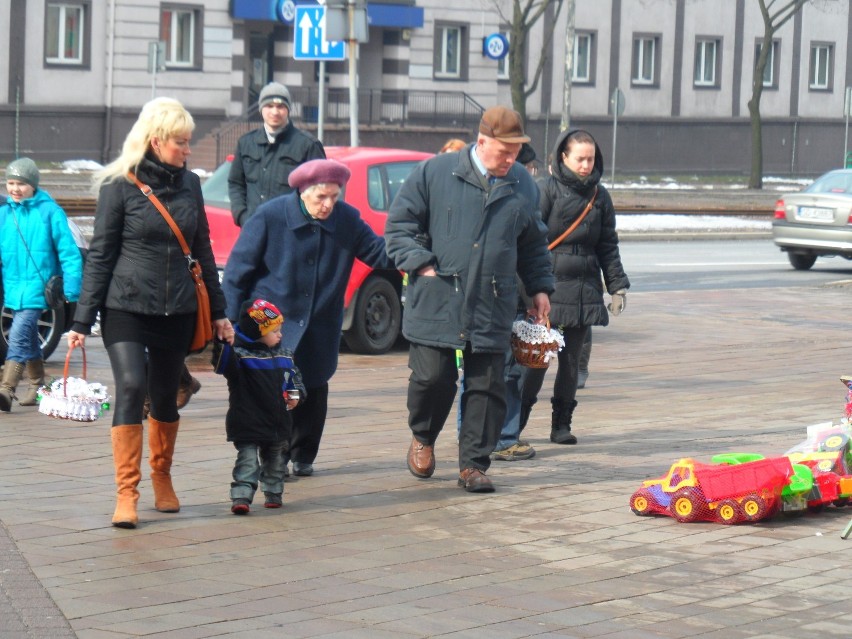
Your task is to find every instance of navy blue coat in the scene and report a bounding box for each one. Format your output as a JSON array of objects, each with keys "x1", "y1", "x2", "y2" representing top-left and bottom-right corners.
[{"x1": 222, "y1": 192, "x2": 394, "y2": 388}]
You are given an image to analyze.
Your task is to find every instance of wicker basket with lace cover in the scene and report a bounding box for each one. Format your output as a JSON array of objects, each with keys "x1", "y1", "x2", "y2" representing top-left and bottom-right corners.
[
  {"x1": 38, "y1": 344, "x2": 110, "y2": 422},
  {"x1": 511, "y1": 317, "x2": 565, "y2": 369}
]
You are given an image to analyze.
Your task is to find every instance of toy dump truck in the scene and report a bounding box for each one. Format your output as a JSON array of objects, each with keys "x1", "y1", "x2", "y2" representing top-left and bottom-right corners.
[{"x1": 630, "y1": 457, "x2": 794, "y2": 524}]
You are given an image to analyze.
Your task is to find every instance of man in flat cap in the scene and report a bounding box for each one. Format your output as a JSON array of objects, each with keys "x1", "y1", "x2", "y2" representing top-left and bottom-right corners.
[
  {"x1": 228, "y1": 81, "x2": 326, "y2": 227},
  {"x1": 223, "y1": 159, "x2": 396, "y2": 478},
  {"x1": 384, "y1": 106, "x2": 554, "y2": 493}
]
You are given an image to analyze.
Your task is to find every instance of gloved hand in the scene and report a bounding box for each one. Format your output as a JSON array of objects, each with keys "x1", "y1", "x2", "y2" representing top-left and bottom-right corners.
[{"x1": 607, "y1": 289, "x2": 627, "y2": 316}]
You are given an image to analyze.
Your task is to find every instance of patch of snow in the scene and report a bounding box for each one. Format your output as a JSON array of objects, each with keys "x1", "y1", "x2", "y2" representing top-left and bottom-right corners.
[
  {"x1": 617, "y1": 214, "x2": 771, "y2": 232},
  {"x1": 61, "y1": 159, "x2": 103, "y2": 172}
]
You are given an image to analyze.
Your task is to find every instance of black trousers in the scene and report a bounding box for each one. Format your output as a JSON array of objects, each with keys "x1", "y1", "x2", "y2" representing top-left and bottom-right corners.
[
  {"x1": 289, "y1": 382, "x2": 329, "y2": 465},
  {"x1": 407, "y1": 343, "x2": 505, "y2": 472},
  {"x1": 107, "y1": 342, "x2": 185, "y2": 425},
  {"x1": 521, "y1": 325, "x2": 589, "y2": 412}
]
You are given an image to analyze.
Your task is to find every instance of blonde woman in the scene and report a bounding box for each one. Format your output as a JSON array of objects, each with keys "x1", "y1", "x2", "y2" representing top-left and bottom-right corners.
[{"x1": 68, "y1": 97, "x2": 233, "y2": 528}]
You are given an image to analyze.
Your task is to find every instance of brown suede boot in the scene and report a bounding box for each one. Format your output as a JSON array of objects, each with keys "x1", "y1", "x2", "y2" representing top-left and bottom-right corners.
[
  {"x1": 18, "y1": 359, "x2": 45, "y2": 406},
  {"x1": 148, "y1": 418, "x2": 180, "y2": 512},
  {"x1": 111, "y1": 425, "x2": 143, "y2": 528},
  {"x1": 0, "y1": 361, "x2": 24, "y2": 412}
]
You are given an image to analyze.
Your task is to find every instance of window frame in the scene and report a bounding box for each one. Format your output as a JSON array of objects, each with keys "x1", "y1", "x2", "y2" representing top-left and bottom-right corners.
[
  {"x1": 573, "y1": 31, "x2": 596, "y2": 84},
  {"x1": 631, "y1": 33, "x2": 661, "y2": 87},
  {"x1": 160, "y1": 3, "x2": 204, "y2": 71},
  {"x1": 755, "y1": 38, "x2": 780, "y2": 89},
  {"x1": 693, "y1": 37, "x2": 721, "y2": 89},
  {"x1": 43, "y1": 1, "x2": 91, "y2": 69},
  {"x1": 433, "y1": 21, "x2": 468, "y2": 81},
  {"x1": 809, "y1": 42, "x2": 833, "y2": 91}
]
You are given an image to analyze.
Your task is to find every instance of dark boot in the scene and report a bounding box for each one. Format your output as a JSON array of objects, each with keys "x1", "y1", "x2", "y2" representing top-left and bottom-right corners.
[
  {"x1": 0, "y1": 362, "x2": 24, "y2": 412},
  {"x1": 550, "y1": 398, "x2": 578, "y2": 445},
  {"x1": 19, "y1": 359, "x2": 45, "y2": 406}
]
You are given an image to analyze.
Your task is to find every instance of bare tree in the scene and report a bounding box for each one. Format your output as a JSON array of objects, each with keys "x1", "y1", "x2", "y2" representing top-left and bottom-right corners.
[
  {"x1": 748, "y1": 0, "x2": 809, "y2": 188},
  {"x1": 495, "y1": 0, "x2": 564, "y2": 123}
]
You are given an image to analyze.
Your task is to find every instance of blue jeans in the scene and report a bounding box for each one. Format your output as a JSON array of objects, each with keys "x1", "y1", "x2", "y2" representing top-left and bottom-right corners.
[
  {"x1": 230, "y1": 440, "x2": 288, "y2": 501},
  {"x1": 6, "y1": 309, "x2": 43, "y2": 362}
]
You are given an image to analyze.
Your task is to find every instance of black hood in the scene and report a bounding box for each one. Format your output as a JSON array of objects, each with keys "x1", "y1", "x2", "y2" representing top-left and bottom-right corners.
[{"x1": 549, "y1": 128, "x2": 604, "y2": 194}]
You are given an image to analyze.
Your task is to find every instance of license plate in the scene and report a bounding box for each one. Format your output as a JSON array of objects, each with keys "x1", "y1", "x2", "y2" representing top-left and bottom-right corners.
[{"x1": 796, "y1": 206, "x2": 835, "y2": 222}]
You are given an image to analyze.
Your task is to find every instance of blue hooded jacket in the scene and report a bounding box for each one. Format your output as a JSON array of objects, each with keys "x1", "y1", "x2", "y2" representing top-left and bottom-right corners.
[{"x1": 0, "y1": 189, "x2": 83, "y2": 310}]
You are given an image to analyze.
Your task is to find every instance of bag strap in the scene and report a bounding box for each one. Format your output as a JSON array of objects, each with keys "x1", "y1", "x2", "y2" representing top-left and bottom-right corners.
[
  {"x1": 9, "y1": 208, "x2": 48, "y2": 288},
  {"x1": 127, "y1": 172, "x2": 193, "y2": 259},
  {"x1": 547, "y1": 186, "x2": 598, "y2": 251}
]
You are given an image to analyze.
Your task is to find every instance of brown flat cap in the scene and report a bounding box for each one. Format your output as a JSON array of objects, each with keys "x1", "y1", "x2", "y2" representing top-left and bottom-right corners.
[
  {"x1": 478, "y1": 106, "x2": 530, "y2": 143},
  {"x1": 288, "y1": 159, "x2": 351, "y2": 190}
]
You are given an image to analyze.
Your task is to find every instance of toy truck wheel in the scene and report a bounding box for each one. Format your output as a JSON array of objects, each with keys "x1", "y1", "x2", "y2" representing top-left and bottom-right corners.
[
  {"x1": 630, "y1": 489, "x2": 655, "y2": 515},
  {"x1": 818, "y1": 433, "x2": 849, "y2": 452},
  {"x1": 669, "y1": 488, "x2": 702, "y2": 523},
  {"x1": 716, "y1": 499, "x2": 742, "y2": 524},
  {"x1": 832, "y1": 497, "x2": 849, "y2": 508},
  {"x1": 740, "y1": 494, "x2": 767, "y2": 521}
]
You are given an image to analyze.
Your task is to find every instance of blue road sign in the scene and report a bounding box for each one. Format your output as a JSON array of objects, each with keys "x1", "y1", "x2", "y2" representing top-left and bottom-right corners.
[{"x1": 293, "y1": 6, "x2": 345, "y2": 61}]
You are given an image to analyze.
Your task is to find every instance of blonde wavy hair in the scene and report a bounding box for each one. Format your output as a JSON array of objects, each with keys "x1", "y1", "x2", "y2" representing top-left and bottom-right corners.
[{"x1": 92, "y1": 97, "x2": 195, "y2": 193}]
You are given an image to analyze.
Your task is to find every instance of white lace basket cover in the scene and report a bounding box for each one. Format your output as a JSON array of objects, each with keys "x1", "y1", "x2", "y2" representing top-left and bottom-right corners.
[{"x1": 511, "y1": 319, "x2": 565, "y2": 368}]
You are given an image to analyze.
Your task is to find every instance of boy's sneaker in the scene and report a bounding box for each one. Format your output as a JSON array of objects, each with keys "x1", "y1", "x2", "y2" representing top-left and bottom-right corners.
[
  {"x1": 263, "y1": 493, "x2": 283, "y2": 508},
  {"x1": 491, "y1": 441, "x2": 536, "y2": 461},
  {"x1": 231, "y1": 498, "x2": 250, "y2": 515}
]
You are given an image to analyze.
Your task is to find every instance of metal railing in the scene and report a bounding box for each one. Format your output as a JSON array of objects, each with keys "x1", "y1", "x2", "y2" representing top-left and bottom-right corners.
[{"x1": 214, "y1": 89, "x2": 483, "y2": 164}]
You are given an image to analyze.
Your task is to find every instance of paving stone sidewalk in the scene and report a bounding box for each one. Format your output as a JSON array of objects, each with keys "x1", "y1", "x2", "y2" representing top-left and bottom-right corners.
[{"x1": 2, "y1": 283, "x2": 852, "y2": 638}]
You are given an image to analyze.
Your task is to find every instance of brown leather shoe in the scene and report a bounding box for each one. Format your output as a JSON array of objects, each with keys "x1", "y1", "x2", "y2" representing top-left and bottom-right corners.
[
  {"x1": 407, "y1": 437, "x2": 435, "y2": 478},
  {"x1": 458, "y1": 468, "x2": 495, "y2": 493},
  {"x1": 177, "y1": 376, "x2": 202, "y2": 409}
]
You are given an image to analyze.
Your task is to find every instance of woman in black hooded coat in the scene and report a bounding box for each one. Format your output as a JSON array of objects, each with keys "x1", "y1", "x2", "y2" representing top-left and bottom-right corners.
[{"x1": 520, "y1": 129, "x2": 630, "y2": 444}]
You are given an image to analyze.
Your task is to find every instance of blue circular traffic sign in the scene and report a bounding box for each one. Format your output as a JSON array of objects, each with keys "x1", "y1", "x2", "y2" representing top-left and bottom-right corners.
[
  {"x1": 483, "y1": 34, "x2": 509, "y2": 61},
  {"x1": 278, "y1": 0, "x2": 296, "y2": 24}
]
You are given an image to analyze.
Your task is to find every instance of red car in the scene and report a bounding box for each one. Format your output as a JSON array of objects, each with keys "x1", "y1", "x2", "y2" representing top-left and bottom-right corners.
[{"x1": 201, "y1": 147, "x2": 433, "y2": 355}]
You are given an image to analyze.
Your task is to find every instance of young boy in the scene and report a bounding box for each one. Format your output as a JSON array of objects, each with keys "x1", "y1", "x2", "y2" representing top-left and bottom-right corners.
[{"x1": 212, "y1": 298, "x2": 305, "y2": 514}]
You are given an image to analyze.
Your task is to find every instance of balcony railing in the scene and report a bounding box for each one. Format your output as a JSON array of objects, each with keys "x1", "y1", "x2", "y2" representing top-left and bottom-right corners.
[{"x1": 215, "y1": 89, "x2": 483, "y2": 164}]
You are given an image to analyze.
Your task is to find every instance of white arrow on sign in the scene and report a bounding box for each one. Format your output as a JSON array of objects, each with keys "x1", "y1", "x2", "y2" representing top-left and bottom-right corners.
[{"x1": 298, "y1": 11, "x2": 313, "y2": 55}]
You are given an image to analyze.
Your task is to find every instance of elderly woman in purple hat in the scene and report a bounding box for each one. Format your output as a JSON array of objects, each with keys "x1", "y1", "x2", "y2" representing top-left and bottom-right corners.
[{"x1": 222, "y1": 158, "x2": 396, "y2": 477}]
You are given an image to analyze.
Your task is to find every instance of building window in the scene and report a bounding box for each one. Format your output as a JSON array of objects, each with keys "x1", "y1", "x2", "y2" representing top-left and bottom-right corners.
[
  {"x1": 632, "y1": 34, "x2": 660, "y2": 86},
  {"x1": 694, "y1": 38, "x2": 720, "y2": 88},
  {"x1": 160, "y1": 5, "x2": 203, "y2": 69},
  {"x1": 434, "y1": 22, "x2": 468, "y2": 80},
  {"x1": 755, "y1": 39, "x2": 780, "y2": 88},
  {"x1": 45, "y1": 2, "x2": 90, "y2": 67},
  {"x1": 497, "y1": 29, "x2": 510, "y2": 80},
  {"x1": 809, "y1": 43, "x2": 833, "y2": 90},
  {"x1": 573, "y1": 32, "x2": 595, "y2": 84}
]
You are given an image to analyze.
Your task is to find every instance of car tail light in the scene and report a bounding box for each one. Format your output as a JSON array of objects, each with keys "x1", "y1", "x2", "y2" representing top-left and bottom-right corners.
[
  {"x1": 848, "y1": 209, "x2": 852, "y2": 225},
  {"x1": 773, "y1": 199, "x2": 786, "y2": 219}
]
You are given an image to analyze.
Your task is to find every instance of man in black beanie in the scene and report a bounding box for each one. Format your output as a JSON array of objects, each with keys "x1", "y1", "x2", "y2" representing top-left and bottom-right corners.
[{"x1": 228, "y1": 81, "x2": 326, "y2": 227}]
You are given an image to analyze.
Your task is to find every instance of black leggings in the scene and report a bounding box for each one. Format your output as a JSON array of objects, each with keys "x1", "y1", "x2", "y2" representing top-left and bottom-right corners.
[{"x1": 107, "y1": 341, "x2": 186, "y2": 426}]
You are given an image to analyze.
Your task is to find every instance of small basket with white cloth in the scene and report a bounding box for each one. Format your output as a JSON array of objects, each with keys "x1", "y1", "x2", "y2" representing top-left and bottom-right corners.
[
  {"x1": 38, "y1": 344, "x2": 110, "y2": 422},
  {"x1": 510, "y1": 316, "x2": 565, "y2": 369}
]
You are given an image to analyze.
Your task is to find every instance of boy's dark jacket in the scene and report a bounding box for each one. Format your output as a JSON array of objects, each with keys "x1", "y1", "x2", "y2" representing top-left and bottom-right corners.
[{"x1": 212, "y1": 329, "x2": 306, "y2": 444}]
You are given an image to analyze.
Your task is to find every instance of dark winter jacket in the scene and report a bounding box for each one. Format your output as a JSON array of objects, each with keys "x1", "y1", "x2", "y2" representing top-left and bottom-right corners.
[
  {"x1": 384, "y1": 144, "x2": 554, "y2": 353},
  {"x1": 0, "y1": 190, "x2": 83, "y2": 310},
  {"x1": 212, "y1": 331, "x2": 306, "y2": 445},
  {"x1": 541, "y1": 129, "x2": 630, "y2": 328},
  {"x1": 227, "y1": 122, "x2": 326, "y2": 227},
  {"x1": 72, "y1": 155, "x2": 226, "y2": 333},
  {"x1": 222, "y1": 191, "x2": 394, "y2": 388}
]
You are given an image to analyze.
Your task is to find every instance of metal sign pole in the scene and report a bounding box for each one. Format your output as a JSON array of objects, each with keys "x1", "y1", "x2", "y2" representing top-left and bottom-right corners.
[
  {"x1": 318, "y1": 60, "x2": 326, "y2": 143},
  {"x1": 844, "y1": 87, "x2": 851, "y2": 167}
]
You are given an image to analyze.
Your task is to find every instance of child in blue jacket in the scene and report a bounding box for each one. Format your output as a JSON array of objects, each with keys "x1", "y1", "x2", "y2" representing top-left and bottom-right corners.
[{"x1": 212, "y1": 299, "x2": 305, "y2": 514}]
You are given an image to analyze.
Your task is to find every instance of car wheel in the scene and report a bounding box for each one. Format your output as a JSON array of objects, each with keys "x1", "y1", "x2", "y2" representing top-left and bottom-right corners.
[
  {"x1": 0, "y1": 304, "x2": 65, "y2": 362},
  {"x1": 343, "y1": 276, "x2": 401, "y2": 355},
  {"x1": 787, "y1": 252, "x2": 817, "y2": 270}
]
